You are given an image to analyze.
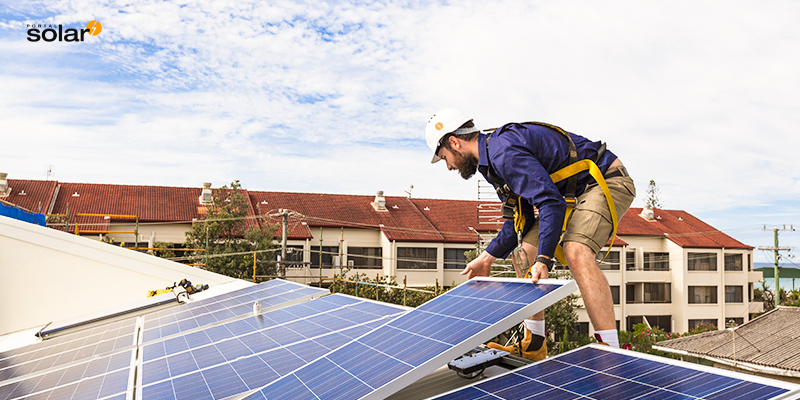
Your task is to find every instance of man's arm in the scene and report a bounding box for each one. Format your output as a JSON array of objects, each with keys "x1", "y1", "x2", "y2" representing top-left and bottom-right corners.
[{"x1": 494, "y1": 144, "x2": 566, "y2": 259}]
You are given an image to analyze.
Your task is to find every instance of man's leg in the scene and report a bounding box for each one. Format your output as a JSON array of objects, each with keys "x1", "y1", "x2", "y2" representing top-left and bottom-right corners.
[{"x1": 564, "y1": 241, "x2": 618, "y2": 346}]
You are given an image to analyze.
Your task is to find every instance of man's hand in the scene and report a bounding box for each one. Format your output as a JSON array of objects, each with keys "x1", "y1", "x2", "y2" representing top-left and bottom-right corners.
[
  {"x1": 461, "y1": 251, "x2": 496, "y2": 279},
  {"x1": 530, "y1": 261, "x2": 549, "y2": 284}
]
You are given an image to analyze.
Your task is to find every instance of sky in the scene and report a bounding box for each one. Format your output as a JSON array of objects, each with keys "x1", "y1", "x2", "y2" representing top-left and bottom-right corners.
[{"x1": 1, "y1": 0, "x2": 799, "y2": 260}]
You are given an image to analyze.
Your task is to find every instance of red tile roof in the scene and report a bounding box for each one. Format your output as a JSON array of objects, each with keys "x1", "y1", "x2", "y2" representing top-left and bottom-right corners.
[
  {"x1": 248, "y1": 192, "x2": 476, "y2": 242},
  {"x1": 618, "y1": 208, "x2": 751, "y2": 249},
  {"x1": 3, "y1": 179, "x2": 58, "y2": 214},
  {"x1": 2, "y1": 179, "x2": 750, "y2": 248}
]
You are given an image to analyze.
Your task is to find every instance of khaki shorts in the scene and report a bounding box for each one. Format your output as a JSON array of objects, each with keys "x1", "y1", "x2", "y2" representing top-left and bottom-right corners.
[{"x1": 522, "y1": 166, "x2": 636, "y2": 254}]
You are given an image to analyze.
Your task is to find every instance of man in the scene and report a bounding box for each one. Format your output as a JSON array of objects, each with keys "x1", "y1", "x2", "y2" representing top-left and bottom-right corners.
[{"x1": 425, "y1": 108, "x2": 635, "y2": 360}]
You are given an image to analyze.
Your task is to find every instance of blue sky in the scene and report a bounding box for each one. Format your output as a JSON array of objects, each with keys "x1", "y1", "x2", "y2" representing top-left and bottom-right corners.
[{"x1": 2, "y1": 0, "x2": 800, "y2": 255}]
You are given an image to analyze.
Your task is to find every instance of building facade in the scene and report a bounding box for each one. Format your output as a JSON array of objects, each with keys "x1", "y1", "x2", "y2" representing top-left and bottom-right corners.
[
  {"x1": 577, "y1": 207, "x2": 763, "y2": 335},
  {"x1": 1, "y1": 174, "x2": 763, "y2": 333}
]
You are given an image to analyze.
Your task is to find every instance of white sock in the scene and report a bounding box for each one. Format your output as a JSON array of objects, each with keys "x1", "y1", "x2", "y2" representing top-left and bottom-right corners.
[
  {"x1": 595, "y1": 329, "x2": 619, "y2": 348},
  {"x1": 523, "y1": 319, "x2": 545, "y2": 337}
]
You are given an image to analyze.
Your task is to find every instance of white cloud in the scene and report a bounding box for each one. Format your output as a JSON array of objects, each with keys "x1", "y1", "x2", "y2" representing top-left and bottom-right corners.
[{"x1": 2, "y1": 0, "x2": 800, "y2": 249}]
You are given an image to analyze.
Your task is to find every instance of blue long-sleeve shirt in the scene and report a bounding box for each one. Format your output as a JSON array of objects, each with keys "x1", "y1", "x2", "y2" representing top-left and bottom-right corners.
[{"x1": 478, "y1": 123, "x2": 618, "y2": 259}]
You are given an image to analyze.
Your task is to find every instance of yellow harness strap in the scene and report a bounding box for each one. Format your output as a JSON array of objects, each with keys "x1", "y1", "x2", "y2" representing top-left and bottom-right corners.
[{"x1": 549, "y1": 159, "x2": 618, "y2": 267}]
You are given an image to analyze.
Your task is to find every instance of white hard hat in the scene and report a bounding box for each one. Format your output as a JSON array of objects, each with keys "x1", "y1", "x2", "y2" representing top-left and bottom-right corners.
[{"x1": 425, "y1": 108, "x2": 475, "y2": 163}]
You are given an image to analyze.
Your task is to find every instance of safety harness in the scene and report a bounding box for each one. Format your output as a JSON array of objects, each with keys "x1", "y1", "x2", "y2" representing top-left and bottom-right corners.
[{"x1": 484, "y1": 122, "x2": 619, "y2": 276}]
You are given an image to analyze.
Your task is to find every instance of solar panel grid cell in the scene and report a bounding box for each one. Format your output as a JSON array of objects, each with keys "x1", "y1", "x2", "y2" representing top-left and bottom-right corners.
[{"x1": 429, "y1": 345, "x2": 799, "y2": 400}]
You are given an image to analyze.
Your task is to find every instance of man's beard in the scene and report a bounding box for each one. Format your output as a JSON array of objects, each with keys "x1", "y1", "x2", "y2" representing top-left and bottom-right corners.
[{"x1": 451, "y1": 149, "x2": 479, "y2": 180}]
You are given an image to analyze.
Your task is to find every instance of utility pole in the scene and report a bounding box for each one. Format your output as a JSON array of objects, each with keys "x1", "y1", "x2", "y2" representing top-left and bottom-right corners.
[
  {"x1": 758, "y1": 225, "x2": 794, "y2": 309},
  {"x1": 281, "y1": 209, "x2": 288, "y2": 278}
]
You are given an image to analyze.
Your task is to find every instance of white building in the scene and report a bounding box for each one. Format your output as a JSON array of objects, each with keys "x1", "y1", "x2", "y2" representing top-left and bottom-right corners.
[
  {"x1": 2, "y1": 175, "x2": 763, "y2": 334},
  {"x1": 578, "y1": 206, "x2": 763, "y2": 335}
]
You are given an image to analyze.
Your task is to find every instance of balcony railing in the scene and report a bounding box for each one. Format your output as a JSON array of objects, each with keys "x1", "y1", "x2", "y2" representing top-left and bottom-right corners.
[
  {"x1": 626, "y1": 299, "x2": 672, "y2": 304},
  {"x1": 626, "y1": 265, "x2": 670, "y2": 272}
]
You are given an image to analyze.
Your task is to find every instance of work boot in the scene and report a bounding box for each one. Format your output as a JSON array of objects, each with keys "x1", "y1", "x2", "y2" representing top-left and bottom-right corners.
[{"x1": 487, "y1": 328, "x2": 547, "y2": 362}]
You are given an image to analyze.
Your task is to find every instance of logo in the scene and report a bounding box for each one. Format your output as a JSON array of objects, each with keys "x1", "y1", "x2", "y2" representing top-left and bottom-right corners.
[
  {"x1": 27, "y1": 21, "x2": 102, "y2": 42},
  {"x1": 435, "y1": 122, "x2": 443, "y2": 131},
  {"x1": 86, "y1": 20, "x2": 102, "y2": 36}
]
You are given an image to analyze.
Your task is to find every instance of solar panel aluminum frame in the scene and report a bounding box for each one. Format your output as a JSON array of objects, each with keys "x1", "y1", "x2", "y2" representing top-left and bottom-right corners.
[
  {"x1": 362, "y1": 277, "x2": 576, "y2": 400},
  {"x1": 37, "y1": 293, "x2": 178, "y2": 339},
  {"x1": 427, "y1": 344, "x2": 800, "y2": 400}
]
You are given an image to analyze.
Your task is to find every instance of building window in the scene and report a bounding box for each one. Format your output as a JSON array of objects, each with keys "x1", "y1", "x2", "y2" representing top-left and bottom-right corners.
[
  {"x1": 610, "y1": 286, "x2": 620, "y2": 305},
  {"x1": 625, "y1": 250, "x2": 636, "y2": 271},
  {"x1": 688, "y1": 319, "x2": 718, "y2": 330},
  {"x1": 574, "y1": 322, "x2": 589, "y2": 336},
  {"x1": 724, "y1": 254, "x2": 743, "y2": 271},
  {"x1": 596, "y1": 251, "x2": 620, "y2": 270},
  {"x1": 626, "y1": 316, "x2": 672, "y2": 332},
  {"x1": 644, "y1": 283, "x2": 671, "y2": 303},
  {"x1": 626, "y1": 283, "x2": 671, "y2": 303},
  {"x1": 347, "y1": 247, "x2": 382, "y2": 268},
  {"x1": 626, "y1": 284, "x2": 634, "y2": 303},
  {"x1": 444, "y1": 248, "x2": 470, "y2": 270},
  {"x1": 725, "y1": 318, "x2": 744, "y2": 328},
  {"x1": 689, "y1": 286, "x2": 717, "y2": 304},
  {"x1": 748, "y1": 253, "x2": 752, "y2": 271},
  {"x1": 310, "y1": 246, "x2": 339, "y2": 268},
  {"x1": 749, "y1": 283, "x2": 754, "y2": 302},
  {"x1": 643, "y1": 252, "x2": 669, "y2": 271},
  {"x1": 725, "y1": 286, "x2": 743, "y2": 303},
  {"x1": 397, "y1": 247, "x2": 437, "y2": 269},
  {"x1": 688, "y1": 252, "x2": 717, "y2": 271}
]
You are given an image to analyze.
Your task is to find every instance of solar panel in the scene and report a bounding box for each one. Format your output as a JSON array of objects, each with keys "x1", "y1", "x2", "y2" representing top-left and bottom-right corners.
[
  {"x1": 135, "y1": 293, "x2": 408, "y2": 400},
  {"x1": 249, "y1": 277, "x2": 577, "y2": 400},
  {"x1": 0, "y1": 317, "x2": 137, "y2": 382},
  {"x1": 0, "y1": 278, "x2": 327, "y2": 400},
  {"x1": 428, "y1": 344, "x2": 800, "y2": 400},
  {"x1": 0, "y1": 279, "x2": 322, "y2": 384},
  {"x1": 140, "y1": 279, "x2": 327, "y2": 343},
  {"x1": 0, "y1": 349, "x2": 134, "y2": 400}
]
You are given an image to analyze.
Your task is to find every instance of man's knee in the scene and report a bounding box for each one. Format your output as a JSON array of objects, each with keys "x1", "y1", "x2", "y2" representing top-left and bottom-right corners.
[{"x1": 563, "y1": 241, "x2": 595, "y2": 263}]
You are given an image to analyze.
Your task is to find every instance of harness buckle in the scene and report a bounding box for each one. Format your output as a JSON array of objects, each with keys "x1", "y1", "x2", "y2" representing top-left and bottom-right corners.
[
  {"x1": 564, "y1": 196, "x2": 577, "y2": 209},
  {"x1": 496, "y1": 185, "x2": 518, "y2": 220}
]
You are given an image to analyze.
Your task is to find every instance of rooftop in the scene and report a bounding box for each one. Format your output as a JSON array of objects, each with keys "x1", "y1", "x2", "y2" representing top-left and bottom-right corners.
[
  {"x1": 2, "y1": 177, "x2": 751, "y2": 248},
  {"x1": 654, "y1": 307, "x2": 800, "y2": 377}
]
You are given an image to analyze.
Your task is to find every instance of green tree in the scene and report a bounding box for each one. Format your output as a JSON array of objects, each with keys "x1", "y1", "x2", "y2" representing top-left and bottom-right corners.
[
  {"x1": 544, "y1": 270, "x2": 585, "y2": 355},
  {"x1": 152, "y1": 241, "x2": 177, "y2": 259},
  {"x1": 645, "y1": 179, "x2": 663, "y2": 209},
  {"x1": 185, "y1": 180, "x2": 277, "y2": 279}
]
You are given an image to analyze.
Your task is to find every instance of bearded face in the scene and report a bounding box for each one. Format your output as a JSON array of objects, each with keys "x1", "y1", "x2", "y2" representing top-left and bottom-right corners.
[{"x1": 450, "y1": 148, "x2": 479, "y2": 180}]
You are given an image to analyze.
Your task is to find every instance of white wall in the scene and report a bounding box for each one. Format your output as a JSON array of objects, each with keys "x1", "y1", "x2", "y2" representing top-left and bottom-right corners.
[{"x1": 0, "y1": 215, "x2": 238, "y2": 335}]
